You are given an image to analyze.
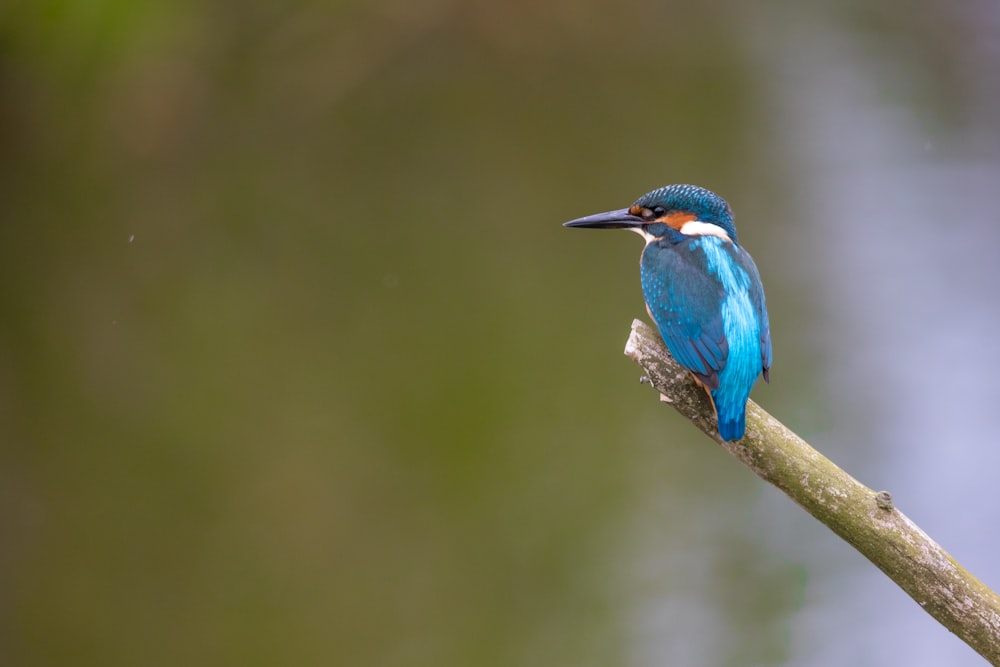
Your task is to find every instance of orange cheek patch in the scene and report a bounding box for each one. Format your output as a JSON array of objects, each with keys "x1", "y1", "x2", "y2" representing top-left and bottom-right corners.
[{"x1": 656, "y1": 211, "x2": 697, "y2": 230}]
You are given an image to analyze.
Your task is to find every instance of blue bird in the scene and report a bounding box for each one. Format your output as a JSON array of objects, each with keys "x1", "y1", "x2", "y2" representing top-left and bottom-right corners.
[{"x1": 564, "y1": 184, "x2": 772, "y2": 441}]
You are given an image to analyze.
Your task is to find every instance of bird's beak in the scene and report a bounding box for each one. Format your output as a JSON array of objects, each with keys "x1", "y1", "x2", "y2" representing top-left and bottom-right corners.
[{"x1": 563, "y1": 208, "x2": 645, "y2": 229}]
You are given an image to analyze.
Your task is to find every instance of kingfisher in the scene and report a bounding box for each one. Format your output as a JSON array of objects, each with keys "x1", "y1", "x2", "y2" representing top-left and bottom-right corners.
[{"x1": 564, "y1": 184, "x2": 772, "y2": 441}]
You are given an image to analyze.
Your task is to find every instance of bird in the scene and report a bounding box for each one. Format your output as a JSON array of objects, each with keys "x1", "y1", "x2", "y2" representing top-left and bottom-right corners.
[{"x1": 564, "y1": 184, "x2": 772, "y2": 441}]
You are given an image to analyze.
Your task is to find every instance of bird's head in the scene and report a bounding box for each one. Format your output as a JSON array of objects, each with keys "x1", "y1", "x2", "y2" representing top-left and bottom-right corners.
[{"x1": 563, "y1": 184, "x2": 738, "y2": 245}]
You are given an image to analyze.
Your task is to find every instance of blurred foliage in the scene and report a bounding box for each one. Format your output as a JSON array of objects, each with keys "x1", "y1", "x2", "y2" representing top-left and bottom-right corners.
[{"x1": 0, "y1": 1, "x2": 991, "y2": 666}]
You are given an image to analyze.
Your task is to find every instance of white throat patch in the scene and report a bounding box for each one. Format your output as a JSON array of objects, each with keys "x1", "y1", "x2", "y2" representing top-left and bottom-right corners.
[{"x1": 628, "y1": 226, "x2": 659, "y2": 244}]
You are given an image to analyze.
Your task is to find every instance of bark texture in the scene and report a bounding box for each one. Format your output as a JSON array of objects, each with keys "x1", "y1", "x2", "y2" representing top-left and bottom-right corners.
[{"x1": 625, "y1": 318, "x2": 1000, "y2": 665}]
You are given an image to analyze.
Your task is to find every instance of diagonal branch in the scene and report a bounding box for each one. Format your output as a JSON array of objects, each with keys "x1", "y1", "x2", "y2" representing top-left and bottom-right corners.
[{"x1": 624, "y1": 318, "x2": 1000, "y2": 665}]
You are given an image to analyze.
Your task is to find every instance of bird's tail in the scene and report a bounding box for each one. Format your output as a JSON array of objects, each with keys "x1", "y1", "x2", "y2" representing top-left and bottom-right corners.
[
  {"x1": 716, "y1": 411, "x2": 746, "y2": 442},
  {"x1": 711, "y1": 391, "x2": 747, "y2": 442}
]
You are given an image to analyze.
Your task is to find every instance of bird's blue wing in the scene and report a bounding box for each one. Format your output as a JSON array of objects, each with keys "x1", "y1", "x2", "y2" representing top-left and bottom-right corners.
[
  {"x1": 738, "y1": 249, "x2": 772, "y2": 382},
  {"x1": 640, "y1": 239, "x2": 729, "y2": 389}
]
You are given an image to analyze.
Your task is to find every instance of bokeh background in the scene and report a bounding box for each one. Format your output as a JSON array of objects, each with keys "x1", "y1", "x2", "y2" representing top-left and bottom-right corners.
[{"x1": 2, "y1": 1, "x2": 999, "y2": 665}]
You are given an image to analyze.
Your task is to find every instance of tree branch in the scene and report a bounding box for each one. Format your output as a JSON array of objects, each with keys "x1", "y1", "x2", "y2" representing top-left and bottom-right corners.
[{"x1": 624, "y1": 318, "x2": 1000, "y2": 665}]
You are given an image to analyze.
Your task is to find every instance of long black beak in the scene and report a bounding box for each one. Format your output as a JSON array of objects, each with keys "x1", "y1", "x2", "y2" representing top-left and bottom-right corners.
[{"x1": 563, "y1": 208, "x2": 645, "y2": 229}]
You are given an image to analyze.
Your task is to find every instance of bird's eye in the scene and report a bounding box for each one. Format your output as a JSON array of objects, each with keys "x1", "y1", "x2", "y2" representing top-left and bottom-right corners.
[{"x1": 640, "y1": 206, "x2": 666, "y2": 220}]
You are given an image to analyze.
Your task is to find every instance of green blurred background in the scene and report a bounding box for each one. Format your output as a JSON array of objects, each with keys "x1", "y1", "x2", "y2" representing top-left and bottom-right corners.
[{"x1": 2, "y1": 1, "x2": 998, "y2": 666}]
